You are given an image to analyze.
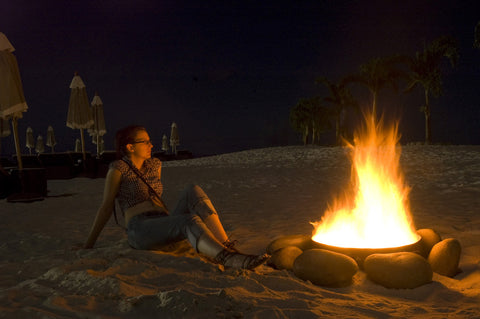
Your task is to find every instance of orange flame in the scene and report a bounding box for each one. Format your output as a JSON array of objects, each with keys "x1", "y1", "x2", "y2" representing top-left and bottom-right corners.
[{"x1": 311, "y1": 114, "x2": 419, "y2": 248}]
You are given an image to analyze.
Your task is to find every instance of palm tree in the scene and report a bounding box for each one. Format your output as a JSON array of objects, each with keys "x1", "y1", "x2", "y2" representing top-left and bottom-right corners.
[
  {"x1": 316, "y1": 76, "x2": 358, "y2": 145},
  {"x1": 346, "y1": 55, "x2": 408, "y2": 119},
  {"x1": 290, "y1": 98, "x2": 311, "y2": 145},
  {"x1": 310, "y1": 97, "x2": 331, "y2": 144},
  {"x1": 474, "y1": 21, "x2": 480, "y2": 49},
  {"x1": 405, "y1": 36, "x2": 459, "y2": 144},
  {"x1": 290, "y1": 97, "x2": 329, "y2": 145}
]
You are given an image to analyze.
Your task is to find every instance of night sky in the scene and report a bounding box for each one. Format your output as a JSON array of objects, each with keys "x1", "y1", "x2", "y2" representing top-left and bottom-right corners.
[{"x1": 2, "y1": 1, "x2": 480, "y2": 157}]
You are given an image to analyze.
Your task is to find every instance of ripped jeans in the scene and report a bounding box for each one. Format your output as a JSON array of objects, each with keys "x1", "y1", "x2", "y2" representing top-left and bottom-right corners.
[{"x1": 127, "y1": 184, "x2": 217, "y2": 251}]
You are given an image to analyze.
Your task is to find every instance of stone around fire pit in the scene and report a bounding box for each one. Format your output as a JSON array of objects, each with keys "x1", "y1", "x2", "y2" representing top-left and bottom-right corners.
[
  {"x1": 309, "y1": 238, "x2": 423, "y2": 269},
  {"x1": 268, "y1": 246, "x2": 303, "y2": 270},
  {"x1": 293, "y1": 249, "x2": 358, "y2": 287},
  {"x1": 364, "y1": 252, "x2": 433, "y2": 289},
  {"x1": 417, "y1": 228, "x2": 442, "y2": 257},
  {"x1": 428, "y1": 238, "x2": 462, "y2": 277},
  {"x1": 266, "y1": 234, "x2": 312, "y2": 255}
]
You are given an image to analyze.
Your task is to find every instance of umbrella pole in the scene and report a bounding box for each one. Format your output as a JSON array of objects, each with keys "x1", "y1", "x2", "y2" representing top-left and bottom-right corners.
[
  {"x1": 80, "y1": 128, "x2": 86, "y2": 167},
  {"x1": 0, "y1": 120, "x2": 2, "y2": 156},
  {"x1": 96, "y1": 134, "x2": 100, "y2": 159},
  {"x1": 12, "y1": 118, "x2": 23, "y2": 170}
]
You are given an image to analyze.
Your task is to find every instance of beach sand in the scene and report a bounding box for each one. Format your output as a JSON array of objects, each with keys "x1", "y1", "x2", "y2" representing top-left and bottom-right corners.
[{"x1": 1, "y1": 145, "x2": 479, "y2": 318}]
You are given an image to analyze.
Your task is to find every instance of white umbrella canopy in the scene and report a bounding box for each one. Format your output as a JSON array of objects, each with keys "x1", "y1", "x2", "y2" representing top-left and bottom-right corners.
[
  {"x1": 0, "y1": 33, "x2": 28, "y2": 118},
  {"x1": 35, "y1": 135, "x2": 44, "y2": 154},
  {"x1": 90, "y1": 93, "x2": 106, "y2": 135},
  {"x1": 170, "y1": 122, "x2": 180, "y2": 155},
  {"x1": 89, "y1": 92, "x2": 106, "y2": 157},
  {"x1": 66, "y1": 73, "x2": 93, "y2": 161},
  {"x1": 0, "y1": 32, "x2": 28, "y2": 169},
  {"x1": 46, "y1": 125, "x2": 56, "y2": 153},
  {"x1": 25, "y1": 126, "x2": 34, "y2": 155}
]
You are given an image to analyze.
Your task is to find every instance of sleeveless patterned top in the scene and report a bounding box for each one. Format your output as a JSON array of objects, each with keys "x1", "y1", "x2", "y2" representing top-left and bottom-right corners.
[{"x1": 110, "y1": 156, "x2": 163, "y2": 213}]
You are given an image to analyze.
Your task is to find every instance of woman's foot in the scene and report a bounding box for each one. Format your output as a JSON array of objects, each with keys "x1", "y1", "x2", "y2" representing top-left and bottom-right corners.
[
  {"x1": 223, "y1": 239, "x2": 239, "y2": 252},
  {"x1": 215, "y1": 249, "x2": 269, "y2": 270}
]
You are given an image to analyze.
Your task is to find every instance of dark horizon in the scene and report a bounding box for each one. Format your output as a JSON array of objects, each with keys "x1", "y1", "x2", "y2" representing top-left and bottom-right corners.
[{"x1": 1, "y1": 1, "x2": 480, "y2": 158}]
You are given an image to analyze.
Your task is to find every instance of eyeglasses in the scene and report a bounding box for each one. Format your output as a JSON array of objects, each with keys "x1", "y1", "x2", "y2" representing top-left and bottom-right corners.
[{"x1": 131, "y1": 140, "x2": 153, "y2": 146}]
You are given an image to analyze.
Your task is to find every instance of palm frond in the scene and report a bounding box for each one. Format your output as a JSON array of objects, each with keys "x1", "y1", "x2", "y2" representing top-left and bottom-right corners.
[{"x1": 475, "y1": 21, "x2": 480, "y2": 49}]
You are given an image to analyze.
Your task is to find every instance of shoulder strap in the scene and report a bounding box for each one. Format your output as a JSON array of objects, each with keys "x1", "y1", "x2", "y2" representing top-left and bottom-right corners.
[{"x1": 113, "y1": 159, "x2": 167, "y2": 230}]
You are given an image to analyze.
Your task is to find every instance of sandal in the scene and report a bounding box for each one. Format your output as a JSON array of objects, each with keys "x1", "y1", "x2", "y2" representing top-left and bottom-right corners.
[
  {"x1": 215, "y1": 249, "x2": 270, "y2": 270},
  {"x1": 223, "y1": 239, "x2": 239, "y2": 252}
]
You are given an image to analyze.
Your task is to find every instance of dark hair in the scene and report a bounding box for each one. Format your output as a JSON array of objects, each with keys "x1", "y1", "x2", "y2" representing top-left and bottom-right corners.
[{"x1": 114, "y1": 125, "x2": 147, "y2": 159}]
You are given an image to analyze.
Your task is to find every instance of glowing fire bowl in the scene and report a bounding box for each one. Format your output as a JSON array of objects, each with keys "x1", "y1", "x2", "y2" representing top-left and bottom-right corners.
[{"x1": 309, "y1": 237, "x2": 423, "y2": 269}]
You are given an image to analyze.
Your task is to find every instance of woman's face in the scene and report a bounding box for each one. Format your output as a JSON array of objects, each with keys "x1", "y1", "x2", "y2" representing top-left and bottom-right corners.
[{"x1": 129, "y1": 130, "x2": 153, "y2": 160}]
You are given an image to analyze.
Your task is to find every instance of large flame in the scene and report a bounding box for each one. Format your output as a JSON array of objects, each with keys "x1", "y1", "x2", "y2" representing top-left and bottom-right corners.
[{"x1": 311, "y1": 114, "x2": 419, "y2": 248}]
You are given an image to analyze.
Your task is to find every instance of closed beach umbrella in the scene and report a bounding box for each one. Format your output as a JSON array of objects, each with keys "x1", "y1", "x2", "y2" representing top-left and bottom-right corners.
[
  {"x1": 170, "y1": 122, "x2": 179, "y2": 155},
  {"x1": 74, "y1": 138, "x2": 81, "y2": 152},
  {"x1": 66, "y1": 73, "x2": 93, "y2": 161},
  {"x1": 46, "y1": 125, "x2": 56, "y2": 153},
  {"x1": 26, "y1": 126, "x2": 34, "y2": 155},
  {"x1": 35, "y1": 135, "x2": 44, "y2": 154},
  {"x1": 0, "y1": 32, "x2": 28, "y2": 169},
  {"x1": 89, "y1": 92, "x2": 106, "y2": 157},
  {"x1": 162, "y1": 134, "x2": 168, "y2": 152}
]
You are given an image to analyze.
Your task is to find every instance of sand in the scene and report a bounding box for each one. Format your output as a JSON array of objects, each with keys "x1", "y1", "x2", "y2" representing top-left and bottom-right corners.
[{"x1": 1, "y1": 145, "x2": 479, "y2": 318}]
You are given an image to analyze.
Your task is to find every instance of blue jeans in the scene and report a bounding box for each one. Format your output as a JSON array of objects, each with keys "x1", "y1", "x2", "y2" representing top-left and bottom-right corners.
[{"x1": 127, "y1": 184, "x2": 217, "y2": 251}]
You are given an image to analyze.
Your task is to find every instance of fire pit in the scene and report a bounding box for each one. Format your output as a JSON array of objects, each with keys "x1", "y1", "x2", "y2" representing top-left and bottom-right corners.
[
  {"x1": 269, "y1": 115, "x2": 461, "y2": 288},
  {"x1": 310, "y1": 114, "x2": 421, "y2": 266},
  {"x1": 309, "y1": 236, "x2": 423, "y2": 268}
]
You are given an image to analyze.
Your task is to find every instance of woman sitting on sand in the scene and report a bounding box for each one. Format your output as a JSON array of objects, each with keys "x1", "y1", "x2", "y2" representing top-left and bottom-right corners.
[{"x1": 84, "y1": 125, "x2": 268, "y2": 270}]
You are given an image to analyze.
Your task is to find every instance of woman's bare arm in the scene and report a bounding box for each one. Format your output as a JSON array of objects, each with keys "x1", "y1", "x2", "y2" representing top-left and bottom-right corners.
[{"x1": 84, "y1": 168, "x2": 122, "y2": 248}]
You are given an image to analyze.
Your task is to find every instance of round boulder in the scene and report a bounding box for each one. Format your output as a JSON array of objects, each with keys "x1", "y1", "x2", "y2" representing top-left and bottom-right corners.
[
  {"x1": 268, "y1": 246, "x2": 303, "y2": 270},
  {"x1": 364, "y1": 252, "x2": 432, "y2": 289},
  {"x1": 417, "y1": 228, "x2": 442, "y2": 257},
  {"x1": 293, "y1": 249, "x2": 358, "y2": 287},
  {"x1": 266, "y1": 234, "x2": 312, "y2": 254},
  {"x1": 428, "y1": 238, "x2": 461, "y2": 277}
]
